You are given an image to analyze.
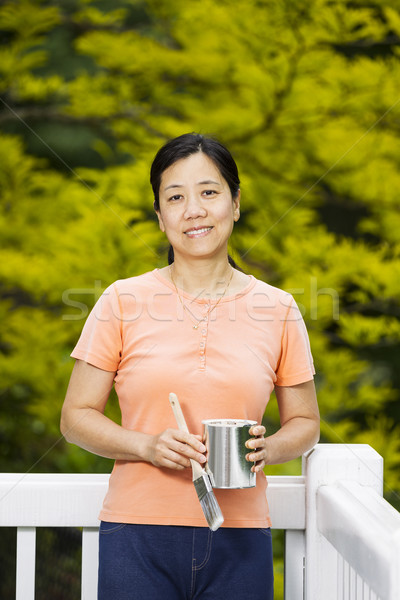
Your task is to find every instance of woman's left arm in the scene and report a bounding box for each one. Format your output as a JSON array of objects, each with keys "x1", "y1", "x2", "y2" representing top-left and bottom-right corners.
[{"x1": 246, "y1": 380, "x2": 320, "y2": 471}]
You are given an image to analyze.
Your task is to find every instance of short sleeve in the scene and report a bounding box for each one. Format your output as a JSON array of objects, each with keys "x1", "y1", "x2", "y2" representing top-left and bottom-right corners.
[
  {"x1": 70, "y1": 283, "x2": 122, "y2": 372},
  {"x1": 275, "y1": 297, "x2": 315, "y2": 387}
]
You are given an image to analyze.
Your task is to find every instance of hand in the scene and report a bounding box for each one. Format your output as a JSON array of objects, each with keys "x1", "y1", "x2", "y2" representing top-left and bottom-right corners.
[
  {"x1": 146, "y1": 428, "x2": 207, "y2": 471},
  {"x1": 245, "y1": 425, "x2": 267, "y2": 473}
]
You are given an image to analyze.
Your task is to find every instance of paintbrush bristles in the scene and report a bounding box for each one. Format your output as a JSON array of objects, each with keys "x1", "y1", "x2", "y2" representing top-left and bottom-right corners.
[
  {"x1": 194, "y1": 473, "x2": 224, "y2": 531},
  {"x1": 201, "y1": 492, "x2": 224, "y2": 532}
]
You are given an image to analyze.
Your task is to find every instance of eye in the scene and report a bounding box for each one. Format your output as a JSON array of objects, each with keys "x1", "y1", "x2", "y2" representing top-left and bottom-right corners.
[
  {"x1": 202, "y1": 189, "x2": 218, "y2": 197},
  {"x1": 168, "y1": 194, "x2": 183, "y2": 202}
]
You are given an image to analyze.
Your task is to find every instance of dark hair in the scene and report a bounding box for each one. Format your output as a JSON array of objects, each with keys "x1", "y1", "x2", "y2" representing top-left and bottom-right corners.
[{"x1": 150, "y1": 133, "x2": 240, "y2": 267}]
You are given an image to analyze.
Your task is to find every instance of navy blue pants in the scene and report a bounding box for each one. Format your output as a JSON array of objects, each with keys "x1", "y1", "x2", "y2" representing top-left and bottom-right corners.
[{"x1": 98, "y1": 522, "x2": 274, "y2": 599}]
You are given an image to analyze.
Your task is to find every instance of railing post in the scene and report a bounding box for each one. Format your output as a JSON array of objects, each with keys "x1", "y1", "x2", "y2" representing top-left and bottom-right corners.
[{"x1": 302, "y1": 444, "x2": 383, "y2": 600}]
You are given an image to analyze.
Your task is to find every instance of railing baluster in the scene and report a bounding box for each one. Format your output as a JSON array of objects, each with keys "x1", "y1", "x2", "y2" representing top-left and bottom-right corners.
[
  {"x1": 337, "y1": 553, "x2": 344, "y2": 599},
  {"x1": 81, "y1": 527, "x2": 99, "y2": 600},
  {"x1": 365, "y1": 580, "x2": 371, "y2": 600},
  {"x1": 344, "y1": 559, "x2": 350, "y2": 600},
  {"x1": 355, "y1": 573, "x2": 363, "y2": 600},
  {"x1": 349, "y1": 564, "x2": 356, "y2": 599},
  {"x1": 284, "y1": 530, "x2": 305, "y2": 600},
  {"x1": 16, "y1": 526, "x2": 36, "y2": 600}
]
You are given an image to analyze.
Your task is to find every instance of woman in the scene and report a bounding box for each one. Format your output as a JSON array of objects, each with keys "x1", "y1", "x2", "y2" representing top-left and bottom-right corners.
[{"x1": 61, "y1": 133, "x2": 319, "y2": 599}]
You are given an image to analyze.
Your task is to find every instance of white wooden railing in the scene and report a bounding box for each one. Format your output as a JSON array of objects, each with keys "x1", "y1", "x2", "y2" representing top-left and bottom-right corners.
[{"x1": 0, "y1": 444, "x2": 399, "y2": 599}]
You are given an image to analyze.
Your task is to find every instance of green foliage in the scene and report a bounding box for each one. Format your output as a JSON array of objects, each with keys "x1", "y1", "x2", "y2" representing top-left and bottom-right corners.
[{"x1": 1, "y1": 0, "x2": 400, "y2": 504}]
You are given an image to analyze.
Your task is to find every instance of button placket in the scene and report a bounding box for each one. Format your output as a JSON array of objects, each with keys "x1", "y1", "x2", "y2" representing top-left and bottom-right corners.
[{"x1": 198, "y1": 320, "x2": 208, "y2": 371}]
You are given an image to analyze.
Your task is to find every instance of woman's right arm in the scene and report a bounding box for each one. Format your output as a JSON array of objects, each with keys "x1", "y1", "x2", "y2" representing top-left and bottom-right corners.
[{"x1": 60, "y1": 359, "x2": 206, "y2": 470}]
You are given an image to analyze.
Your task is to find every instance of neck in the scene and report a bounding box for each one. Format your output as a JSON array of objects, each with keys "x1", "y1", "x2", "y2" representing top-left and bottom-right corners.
[{"x1": 170, "y1": 256, "x2": 233, "y2": 298}]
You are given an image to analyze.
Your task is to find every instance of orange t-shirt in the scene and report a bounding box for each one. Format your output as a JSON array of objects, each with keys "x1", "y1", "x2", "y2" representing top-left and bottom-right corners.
[{"x1": 71, "y1": 269, "x2": 315, "y2": 527}]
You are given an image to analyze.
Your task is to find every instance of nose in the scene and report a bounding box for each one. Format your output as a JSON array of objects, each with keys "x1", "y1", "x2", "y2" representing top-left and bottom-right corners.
[{"x1": 183, "y1": 193, "x2": 207, "y2": 220}]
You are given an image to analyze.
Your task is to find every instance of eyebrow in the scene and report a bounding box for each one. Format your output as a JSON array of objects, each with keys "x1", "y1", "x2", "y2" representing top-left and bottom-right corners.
[{"x1": 164, "y1": 180, "x2": 222, "y2": 191}]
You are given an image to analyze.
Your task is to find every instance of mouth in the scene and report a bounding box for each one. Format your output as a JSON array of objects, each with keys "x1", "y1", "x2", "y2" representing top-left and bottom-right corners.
[{"x1": 184, "y1": 226, "x2": 213, "y2": 238}]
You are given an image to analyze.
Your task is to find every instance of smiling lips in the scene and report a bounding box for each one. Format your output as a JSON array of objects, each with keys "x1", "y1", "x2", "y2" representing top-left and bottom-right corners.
[{"x1": 184, "y1": 226, "x2": 213, "y2": 238}]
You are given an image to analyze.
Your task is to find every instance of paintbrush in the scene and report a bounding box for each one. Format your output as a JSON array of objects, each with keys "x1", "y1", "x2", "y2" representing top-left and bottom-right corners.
[{"x1": 169, "y1": 392, "x2": 224, "y2": 532}]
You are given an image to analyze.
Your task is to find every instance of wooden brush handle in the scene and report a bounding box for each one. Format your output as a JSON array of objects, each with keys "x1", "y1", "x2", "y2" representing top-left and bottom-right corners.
[
  {"x1": 169, "y1": 393, "x2": 190, "y2": 433},
  {"x1": 169, "y1": 392, "x2": 203, "y2": 479}
]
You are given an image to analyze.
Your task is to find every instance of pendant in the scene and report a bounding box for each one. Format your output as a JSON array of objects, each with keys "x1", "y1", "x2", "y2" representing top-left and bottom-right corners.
[{"x1": 193, "y1": 324, "x2": 199, "y2": 329}]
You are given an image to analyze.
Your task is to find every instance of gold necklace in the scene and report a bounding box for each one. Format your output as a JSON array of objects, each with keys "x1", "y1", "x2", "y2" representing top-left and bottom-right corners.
[{"x1": 170, "y1": 265, "x2": 234, "y2": 329}]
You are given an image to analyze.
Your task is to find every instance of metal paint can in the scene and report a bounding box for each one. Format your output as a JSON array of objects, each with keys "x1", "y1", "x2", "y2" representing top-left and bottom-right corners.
[{"x1": 202, "y1": 419, "x2": 257, "y2": 489}]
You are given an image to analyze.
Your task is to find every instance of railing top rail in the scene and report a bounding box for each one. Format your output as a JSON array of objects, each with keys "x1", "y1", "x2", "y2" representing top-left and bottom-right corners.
[
  {"x1": 0, "y1": 473, "x2": 305, "y2": 529},
  {"x1": 0, "y1": 473, "x2": 111, "y2": 483},
  {"x1": 0, "y1": 473, "x2": 110, "y2": 527}
]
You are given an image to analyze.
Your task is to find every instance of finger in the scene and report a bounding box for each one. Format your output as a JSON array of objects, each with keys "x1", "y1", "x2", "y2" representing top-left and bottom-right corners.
[
  {"x1": 248, "y1": 425, "x2": 266, "y2": 436},
  {"x1": 175, "y1": 430, "x2": 206, "y2": 454},
  {"x1": 251, "y1": 460, "x2": 266, "y2": 473},
  {"x1": 245, "y1": 436, "x2": 265, "y2": 450},
  {"x1": 246, "y1": 450, "x2": 264, "y2": 462},
  {"x1": 161, "y1": 447, "x2": 192, "y2": 469},
  {"x1": 152, "y1": 449, "x2": 189, "y2": 470},
  {"x1": 158, "y1": 430, "x2": 206, "y2": 465},
  {"x1": 173, "y1": 440, "x2": 206, "y2": 464}
]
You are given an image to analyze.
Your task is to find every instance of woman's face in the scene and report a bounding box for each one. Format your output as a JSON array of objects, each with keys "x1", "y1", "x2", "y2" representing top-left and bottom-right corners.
[{"x1": 156, "y1": 152, "x2": 240, "y2": 262}]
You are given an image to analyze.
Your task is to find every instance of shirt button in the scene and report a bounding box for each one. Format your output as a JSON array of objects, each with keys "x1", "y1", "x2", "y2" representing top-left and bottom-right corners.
[
  {"x1": 201, "y1": 329, "x2": 206, "y2": 335},
  {"x1": 200, "y1": 342, "x2": 205, "y2": 348}
]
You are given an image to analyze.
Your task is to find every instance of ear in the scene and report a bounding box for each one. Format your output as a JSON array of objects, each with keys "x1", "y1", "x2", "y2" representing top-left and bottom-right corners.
[
  {"x1": 156, "y1": 210, "x2": 165, "y2": 232},
  {"x1": 233, "y1": 189, "x2": 241, "y2": 222}
]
